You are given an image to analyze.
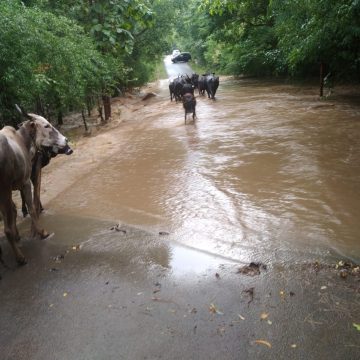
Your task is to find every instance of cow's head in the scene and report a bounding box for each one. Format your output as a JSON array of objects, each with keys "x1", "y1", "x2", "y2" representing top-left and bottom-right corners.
[
  {"x1": 28, "y1": 114, "x2": 73, "y2": 155},
  {"x1": 15, "y1": 105, "x2": 72, "y2": 155}
]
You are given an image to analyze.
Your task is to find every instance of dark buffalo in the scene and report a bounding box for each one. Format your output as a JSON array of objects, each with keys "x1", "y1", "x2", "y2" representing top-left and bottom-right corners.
[
  {"x1": 181, "y1": 83, "x2": 195, "y2": 96},
  {"x1": 198, "y1": 74, "x2": 207, "y2": 96},
  {"x1": 173, "y1": 75, "x2": 192, "y2": 102},
  {"x1": 205, "y1": 74, "x2": 219, "y2": 99},
  {"x1": 190, "y1": 73, "x2": 199, "y2": 89},
  {"x1": 182, "y1": 93, "x2": 196, "y2": 124},
  {"x1": 169, "y1": 79, "x2": 177, "y2": 101}
]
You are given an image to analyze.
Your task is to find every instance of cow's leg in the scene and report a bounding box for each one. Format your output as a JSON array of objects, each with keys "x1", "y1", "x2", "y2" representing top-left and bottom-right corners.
[
  {"x1": 22, "y1": 180, "x2": 49, "y2": 239},
  {"x1": 20, "y1": 190, "x2": 29, "y2": 217},
  {"x1": 32, "y1": 154, "x2": 43, "y2": 217},
  {"x1": 0, "y1": 190, "x2": 26, "y2": 265},
  {"x1": 11, "y1": 200, "x2": 20, "y2": 243}
]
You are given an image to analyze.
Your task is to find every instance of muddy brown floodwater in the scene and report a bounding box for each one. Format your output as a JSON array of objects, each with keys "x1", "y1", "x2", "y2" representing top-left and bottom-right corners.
[{"x1": 44, "y1": 76, "x2": 360, "y2": 265}]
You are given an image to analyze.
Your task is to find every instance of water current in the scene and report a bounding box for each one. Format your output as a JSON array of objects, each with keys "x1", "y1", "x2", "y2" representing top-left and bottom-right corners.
[{"x1": 48, "y1": 69, "x2": 360, "y2": 265}]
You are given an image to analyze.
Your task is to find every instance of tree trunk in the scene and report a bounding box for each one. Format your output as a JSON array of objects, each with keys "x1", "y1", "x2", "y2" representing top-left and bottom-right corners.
[
  {"x1": 97, "y1": 97, "x2": 104, "y2": 123},
  {"x1": 86, "y1": 96, "x2": 93, "y2": 117},
  {"x1": 319, "y1": 62, "x2": 324, "y2": 97},
  {"x1": 81, "y1": 109, "x2": 88, "y2": 131},
  {"x1": 102, "y1": 95, "x2": 111, "y2": 121},
  {"x1": 36, "y1": 97, "x2": 45, "y2": 116},
  {"x1": 57, "y1": 110, "x2": 63, "y2": 126}
]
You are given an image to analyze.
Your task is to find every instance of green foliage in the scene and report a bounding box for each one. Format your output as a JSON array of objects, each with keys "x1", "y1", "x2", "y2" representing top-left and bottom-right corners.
[
  {"x1": 173, "y1": 0, "x2": 360, "y2": 80},
  {"x1": 0, "y1": 0, "x2": 174, "y2": 125},
  {"x1": 0, "y1": 0, "x2": 111, "y2": 125},
  {"x1": 270, "y1": 0, "x2": 360, "y2": 78},
  {"x1": 1, "y1": 0, "x2": 358, "y2": 126}
]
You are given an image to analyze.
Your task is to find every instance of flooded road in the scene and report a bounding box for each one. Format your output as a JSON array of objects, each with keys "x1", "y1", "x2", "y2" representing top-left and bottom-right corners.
[
  {"x1": 1, "y1": 59, "x2": 360, "y2": 360},
  {"x1": 47, "y1": 60, "x2": 360, "y2": 265}
]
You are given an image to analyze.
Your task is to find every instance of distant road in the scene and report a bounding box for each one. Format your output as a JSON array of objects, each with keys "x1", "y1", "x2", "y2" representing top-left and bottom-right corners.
[{"x1": 163, "y1": 55, "x2": 194, "y2": 79}]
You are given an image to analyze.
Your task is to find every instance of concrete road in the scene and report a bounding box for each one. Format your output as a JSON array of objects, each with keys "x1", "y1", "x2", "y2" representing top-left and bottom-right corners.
[{"x1": 1, "y1": 216, "x2": 359, "y2": 360}]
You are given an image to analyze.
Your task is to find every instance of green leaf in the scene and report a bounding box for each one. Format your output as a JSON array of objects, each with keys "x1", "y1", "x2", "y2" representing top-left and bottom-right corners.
[{"x1": 353, "y1": 323, "x2": 360, "y2": 331}]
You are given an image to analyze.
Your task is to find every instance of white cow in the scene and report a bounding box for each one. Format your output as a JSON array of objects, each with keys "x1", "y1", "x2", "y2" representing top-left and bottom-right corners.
[{"x1": 0, "y1": 108, "x2": 71, "y2": 264}]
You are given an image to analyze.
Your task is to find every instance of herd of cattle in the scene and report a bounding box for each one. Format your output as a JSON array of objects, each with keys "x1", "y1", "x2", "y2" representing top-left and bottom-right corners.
[
  {"x1": 0, "y1": 106, "x2": 72, "y2": 265},
  {"x1": 169, "y1": 73, "x2": 220, "y2": 123}
]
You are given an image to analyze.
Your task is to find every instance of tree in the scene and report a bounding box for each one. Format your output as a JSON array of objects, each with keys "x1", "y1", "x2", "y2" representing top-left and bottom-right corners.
[
  {"x1": 270, "y1": 0, "x2": 360, "y2": 80},
  {"x1": 0, "y1": 0, "x2": 111, "y2": 126}
]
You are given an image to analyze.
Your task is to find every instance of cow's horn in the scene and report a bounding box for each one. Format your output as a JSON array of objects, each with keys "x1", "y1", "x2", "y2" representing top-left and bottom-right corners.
[{"x1": 15, "y1": 104, "x2": 32, "y2": 119}]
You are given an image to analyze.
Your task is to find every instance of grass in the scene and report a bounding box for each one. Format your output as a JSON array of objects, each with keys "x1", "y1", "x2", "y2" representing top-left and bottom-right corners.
[{"x1": 150, "y1": 58, "x2": 168, "y2": 81}]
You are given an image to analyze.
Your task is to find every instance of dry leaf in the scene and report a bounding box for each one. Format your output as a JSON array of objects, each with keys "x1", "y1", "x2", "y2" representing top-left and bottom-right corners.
[
  {"x1": 254, "y1": 340, "x2": 272, "y2": 348},
  {"x1": 209, "y1": 303, "x2": 224, "y2": 315},
  {"x1": 260, "y1": 312, "x2": 269, "y2": 320}
]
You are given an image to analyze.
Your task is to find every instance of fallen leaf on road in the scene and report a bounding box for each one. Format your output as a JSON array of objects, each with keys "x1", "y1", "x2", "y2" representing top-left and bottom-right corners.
[
  {"x1": 63, "y1": 292, "x2": 68, "y2": 297},
  {"x1": 209, "y1": 303, "x2": 224, "y2": 315},
  {"x1": 237, "y1": 262, "x2": 266, "y2": 276},
  {"x1": 353, "y1": 323, "x2": 360, "y2": 331},
  {"x1": 260, "y1": 312, "x2": 269, "y2": 320},
  {"x1": 254, "y1": 340, "x2": 272, "y2": 348}
]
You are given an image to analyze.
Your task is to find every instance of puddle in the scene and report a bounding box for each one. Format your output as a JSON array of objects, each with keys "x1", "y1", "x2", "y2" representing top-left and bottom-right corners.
[{"x1": 169, "y1": 243, "x2": 237, "y2": 276}]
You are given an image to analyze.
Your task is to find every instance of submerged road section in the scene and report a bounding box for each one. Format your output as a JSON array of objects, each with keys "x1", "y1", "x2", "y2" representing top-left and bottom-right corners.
[{"x1": 1, "y1": 62, "x2": 360, "y2": 359}]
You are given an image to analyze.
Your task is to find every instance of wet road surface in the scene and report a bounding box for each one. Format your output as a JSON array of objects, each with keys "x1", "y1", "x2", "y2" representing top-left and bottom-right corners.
[{"x1": 1, "y1": 58, "x2": 360, "y2": 359}]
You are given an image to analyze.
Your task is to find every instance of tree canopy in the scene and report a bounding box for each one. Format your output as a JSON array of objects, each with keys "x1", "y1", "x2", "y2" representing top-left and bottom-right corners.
[
  {"x1": 0, "y1": 0, "x2": 359, "y2": 125},
  {"x1": 171, "y1": 0, "x2": 359, "y2": 79}
]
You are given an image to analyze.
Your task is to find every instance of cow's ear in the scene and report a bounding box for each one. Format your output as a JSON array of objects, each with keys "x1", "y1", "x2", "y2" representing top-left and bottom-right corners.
[{"x1": 28, "y1": 121, "x2": 37, "y2": 140}]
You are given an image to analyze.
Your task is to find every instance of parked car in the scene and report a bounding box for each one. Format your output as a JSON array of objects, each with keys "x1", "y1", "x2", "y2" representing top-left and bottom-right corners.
[
  {"x1": 172, "y1": 49, "x2": 181, "y2": 57},
  {"x1": 171, "y1": 52, "x2": 191, "y2": 63}
]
